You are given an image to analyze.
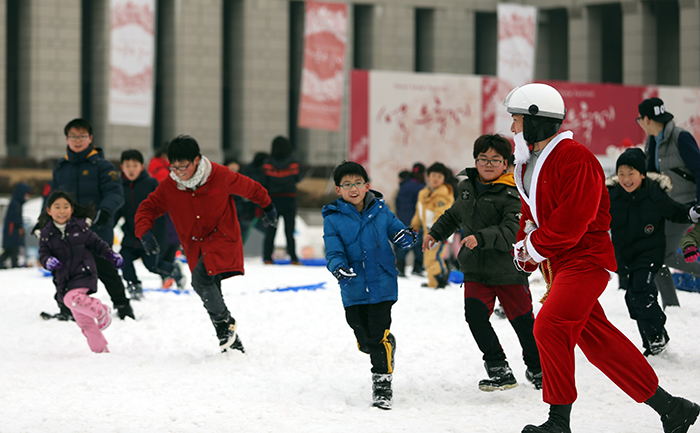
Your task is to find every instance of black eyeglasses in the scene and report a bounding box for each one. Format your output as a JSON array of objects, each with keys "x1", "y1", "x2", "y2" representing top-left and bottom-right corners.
[
  {"x1": 635, "y1": 116, "x2": 644, "y2": 123},
  {"x1": 340, "y1": 181, "x2": 366, "y2": 190},
  {"x1": 476, "y1": 158, "x2": 504, "y2": 167},
  {"x1": 169, "y1": 162, "x2": 192, "y2": 172}
]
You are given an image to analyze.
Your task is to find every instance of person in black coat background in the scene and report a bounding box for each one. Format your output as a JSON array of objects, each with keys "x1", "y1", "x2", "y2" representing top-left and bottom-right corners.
[
  {"x1": 262, "y1": 136, "x2": 301, "y2": 264},
  {"x1": 45, "y1": 118, "x2": 133, "y2": 320},
  {"x1": 1, "y1": 182, "x2": 31, "y2": 268},
  {"x1": 608, "y1": 148, "x2": 699, "y2": 356}
]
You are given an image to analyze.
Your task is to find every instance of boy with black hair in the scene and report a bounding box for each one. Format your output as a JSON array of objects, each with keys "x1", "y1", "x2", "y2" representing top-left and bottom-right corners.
[
  {"x1": 322, "y1": 161, "x2": 416, "y2": 410},
  {"x1": 135, "y1": 135, "x2": 278, "y2": 353},
  {"x1": 45, "y1": 118, "x2": 134, "y2": 320},
  {"x1": 424, "y1": 134, "x2": 541, "y2": 391},
  {"x1": 115, "y1": 149, "x2": 185, "y2": 299},
  {"x1": 608, "y1": 147, "x2": 700, "y2": 356}
]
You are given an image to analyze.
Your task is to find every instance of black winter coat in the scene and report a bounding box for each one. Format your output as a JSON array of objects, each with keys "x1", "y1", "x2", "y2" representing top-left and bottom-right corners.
[
  {"x1": 49, "y1": 145, "x2": 124, "y2": 245},
  {"x1": 39, "y1": 217, "x2": 113, "y2": 302},
  {"x1": 114, "y1": 171, "x2": 166, "y2": 250},
  {"x1": 429, "y1": 168, "x2": 528, "y2": 286},
  {"x1": 262, "y1": 155, "x2": 300, "y2": 197},
  {"x1": 608, "y1": 173, "x2": 691, "y2": 273},
  {"x1": 2, "y1": 183, "x2": 31, "y2": 248}
]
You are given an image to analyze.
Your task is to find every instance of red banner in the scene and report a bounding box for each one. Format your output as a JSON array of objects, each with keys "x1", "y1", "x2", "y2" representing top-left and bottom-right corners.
[
  {"x1": 349, "y1": 69, "x2": 369, "y2": 166},
  {"x1": 298, "y1": 1, "x2": 347, "y2": 131}
]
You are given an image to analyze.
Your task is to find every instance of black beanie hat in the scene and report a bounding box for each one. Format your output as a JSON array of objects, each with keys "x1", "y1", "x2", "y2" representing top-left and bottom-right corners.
[{"x1": 616, "y1": 148, "x2": 647, "y2": 175}]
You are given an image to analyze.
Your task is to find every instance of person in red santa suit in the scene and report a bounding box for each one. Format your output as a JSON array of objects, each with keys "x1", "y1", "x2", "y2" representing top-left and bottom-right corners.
[{"x1": 505, "y1": 83, "x2": 699, "y2": 433}]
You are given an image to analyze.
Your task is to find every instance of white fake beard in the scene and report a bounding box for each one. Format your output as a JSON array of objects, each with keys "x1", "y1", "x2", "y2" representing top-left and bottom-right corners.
[{"x1": 513, "y1": 132, "x2": 531, "y2": 165}]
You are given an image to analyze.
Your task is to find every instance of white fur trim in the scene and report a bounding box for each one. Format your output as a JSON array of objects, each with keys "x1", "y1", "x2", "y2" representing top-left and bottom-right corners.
[{"x1": 525, "y1": 230, "x2": 546, "y2": 263}]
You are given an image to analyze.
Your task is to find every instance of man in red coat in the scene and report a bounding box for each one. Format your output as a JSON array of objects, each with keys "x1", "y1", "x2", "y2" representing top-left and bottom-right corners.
[
  {"x1": 135, "y1": 135, "x2": 278, "y2": 353},
  {"x1": 505, "y1": 83, "x2": 698, "y2": 433}
]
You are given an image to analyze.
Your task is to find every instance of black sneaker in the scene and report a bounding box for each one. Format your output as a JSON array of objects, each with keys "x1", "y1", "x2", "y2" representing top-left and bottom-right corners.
[
  {"x1": 214, "y1": 316, "x2": 245, "y2": 353},
  {"x1": 525, "y1": 368, "x2": 543, "y2": 390},
  {"x1": 126, "y1": 281, "x2": 143, "y2": 301},
  {"x1": 647, "y1": 332, "x2": 669, "y2": 356},
  {"x1": 478, "y1": 361, "x2": 518, "y2": 391},
  {"x1": 372, "y1": 373, "x2": 393, "y2": 410},
  {"x1": 116, "y1": 302, "x2": 135, "y2": 320},
  {"x1": 171, "y1": 263, "x2": 187, "y2": 290}
]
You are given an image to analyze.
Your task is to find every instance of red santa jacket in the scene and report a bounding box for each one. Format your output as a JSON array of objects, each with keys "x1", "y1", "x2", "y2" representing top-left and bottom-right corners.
[
  {"x1": 135, "y1": 162, "x2": 272, "y2": 275},
  {"x1": 514, "y1": 132, "x2": 617, "y2": 275}
]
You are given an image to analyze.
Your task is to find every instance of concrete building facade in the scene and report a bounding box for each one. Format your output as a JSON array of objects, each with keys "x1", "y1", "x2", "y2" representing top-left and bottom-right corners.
[{"x1": 1, "y1": 0, "x2": 698, "y2": 167}]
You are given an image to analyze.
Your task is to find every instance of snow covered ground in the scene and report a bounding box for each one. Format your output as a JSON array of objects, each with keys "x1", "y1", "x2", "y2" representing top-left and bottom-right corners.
[{"x1": 2, "y1": 260, "x2": 700, "y2": 433}]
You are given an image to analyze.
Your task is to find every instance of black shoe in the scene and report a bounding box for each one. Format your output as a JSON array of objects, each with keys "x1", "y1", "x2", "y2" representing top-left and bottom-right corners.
[
  {"x1": 372, "y1": 373, "x2": 393, "y2": 410},
  {"x1": 171, "y1": 263, "x2": 187, "y2": 290},
  {"x1": 214, "y1": 316, "x2": 245, "y2": 353},
  {"x1": 55, "y1": 311, "x2": 75, "y2": 321},
  {"x1": 525, "y1": 368, "x2": 543, "y2": 390},
  {"x1": 436, "y1": 274, "x2": 448, "y2": 289},
  {"x1": 126, "y1": 281, "x2": 143, "y2": 301},
  {"x1": 397, "y1": 269, "x2": 406, "y2": 278},
  {"x1": 646, "y1": 387, "x2": 700, "y2": 433},
  {"x1": 116, "y1": 302, "x2": 135, "y2": 320},
  {"x1": 647, "y1": 332, "x2": 670, "y2": 356},
  {"x1": 411, "y1": 268, "x2": 424, "y2": 277},
  {"x1": 522, "y1": 404, "x2": 572, "y2": 433},
  {"x1": 478, "y1": 360, "x2": 518, "y2": 391},
  {"x1": 493, "y1": 306, "x2": 507, "y2": 319}
]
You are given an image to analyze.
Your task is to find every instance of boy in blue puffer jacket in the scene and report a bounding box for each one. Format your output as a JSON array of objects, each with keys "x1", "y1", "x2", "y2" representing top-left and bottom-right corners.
[{"x1": 322, "y1": 161, "x2": 416, "y2": 411}]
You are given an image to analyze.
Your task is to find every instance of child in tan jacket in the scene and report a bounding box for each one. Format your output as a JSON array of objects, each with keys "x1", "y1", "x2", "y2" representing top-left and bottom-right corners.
[{"x1": 411, "y1": 162, "x2": 455, "y2": 288}]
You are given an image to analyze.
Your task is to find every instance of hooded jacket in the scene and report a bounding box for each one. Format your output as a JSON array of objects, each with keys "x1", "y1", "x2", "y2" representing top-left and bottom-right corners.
[
  {"x1": 49, "y1": 145, "x2": 124, "y2": 245},
  {"x1": 39, "y1": 217, "x2": 114, "y2": 302},
  {"x1": 262, "y1": 155, "x2": 300, "y2": 197},
  {"x1": 322, "y1": 190, "x2": 407, "y2": 308},
  {"x1": 2, "y1": 183, "x2": 31, "y2": 249},
  {"x1": 607, "y1": 172, "x2": 691, "y2": 273},
  {"x1": 429, "y1": 169, "x2": 528, "y2": 286},
  {"x1": 410, "y1": 183, "x2": 454, "y2": 233}
]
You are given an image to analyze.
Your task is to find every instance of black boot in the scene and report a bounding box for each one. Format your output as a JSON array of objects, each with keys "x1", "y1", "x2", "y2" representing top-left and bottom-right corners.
[
  {"x1": 372, "y1": 373, "x2": 393, "y2": 410},
  {"x1": 213, "y1": 316, "x2": 245, "y2": 353},
  {"x1": 478, "y1": 360, "x2": 518, "y2": 391},
  {"x1": 116, "y1": 301, "x2": 135, "y2": 320},
  {"x1": 396, "y1": 261, "x2": 406, "y2": 278},
  {"x1": 126, "y1": 281, "x2": 143, "y2": 301},
  {"x1": 522, "y1": 404, "x2": 572, "y2": 433},
  {"x1": 645, "y1": 386, "x2": 700, "y2": 433},
  {"x1": 171, "y1": 262, "x2": 187, "y2": 290},
  {"x1": 525, "y1": 368, "x2": 543, "y2": 390}
]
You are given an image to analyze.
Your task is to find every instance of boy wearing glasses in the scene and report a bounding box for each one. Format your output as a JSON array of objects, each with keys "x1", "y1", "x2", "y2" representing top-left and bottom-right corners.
[
  {"x1": 135, "y1": 135, "x2": 278, "y2": 353},
  {"x1": 322, "y1": 161, "x2": 416, "y2": 410},
  {"x1": 45, "y1": 118, "x2": 134, "y2": 321},
  {"x1": 424, "y1": 134, "x2": 541, "y2": 392}
]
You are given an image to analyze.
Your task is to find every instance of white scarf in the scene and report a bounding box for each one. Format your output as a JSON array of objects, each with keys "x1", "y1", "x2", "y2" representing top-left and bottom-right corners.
[{"x1": 170, "y1": 156, "x2": 212, "y2": 190}]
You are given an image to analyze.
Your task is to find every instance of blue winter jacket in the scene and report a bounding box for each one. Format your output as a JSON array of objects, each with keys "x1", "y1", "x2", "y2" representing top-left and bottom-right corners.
[
  {"x1": 2, "y1": 183, "x2": 31, "y2": 248},
  {"x1": 395, "y1": 178, "x2": 424, "y2": 225},
  {"x1": 322, "y1": 190, "x2": 408, "y2": 308},
  {"x1": 48, "y1": 145, "x2": 124, "y2": 245}
]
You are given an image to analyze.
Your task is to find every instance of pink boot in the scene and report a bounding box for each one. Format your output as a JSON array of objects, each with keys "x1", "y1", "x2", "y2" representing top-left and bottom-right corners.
[{"x1": 97, "y1": 305, "x2": 112, "y2": 331}]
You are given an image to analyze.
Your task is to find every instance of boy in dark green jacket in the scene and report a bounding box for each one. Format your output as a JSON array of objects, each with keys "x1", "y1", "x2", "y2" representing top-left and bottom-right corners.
[{"x1": 424, "y1": 134, "x2": 541, "y2": 392}]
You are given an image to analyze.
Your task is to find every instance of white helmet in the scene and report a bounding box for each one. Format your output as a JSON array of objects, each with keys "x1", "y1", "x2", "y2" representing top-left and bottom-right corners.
[{"x1": 504, "y1": 83, "x2": 566, "y2": 120}]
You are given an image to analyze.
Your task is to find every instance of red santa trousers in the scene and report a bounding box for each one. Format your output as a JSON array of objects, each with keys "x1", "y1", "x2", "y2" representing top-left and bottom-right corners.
[{"x1": 535, "y1": 260, "x2": 658, "y2": 405}]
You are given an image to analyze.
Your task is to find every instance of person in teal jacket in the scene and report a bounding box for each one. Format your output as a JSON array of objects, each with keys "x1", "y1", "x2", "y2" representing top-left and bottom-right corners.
[{"x1": 322, "y1": 161, "x2": 416, "y2": 411}]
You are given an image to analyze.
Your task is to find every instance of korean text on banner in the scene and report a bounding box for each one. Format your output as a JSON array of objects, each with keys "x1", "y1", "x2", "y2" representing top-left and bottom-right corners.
[
  {"x1": 108, "y1": 0, "x2": 156, "y2": 127},
  {"x1": 486, "y1": 3, "x2": 538, "y2": 136},
  {"x1": 298, "y1": 1, "x2": 347, "y2": 132}
]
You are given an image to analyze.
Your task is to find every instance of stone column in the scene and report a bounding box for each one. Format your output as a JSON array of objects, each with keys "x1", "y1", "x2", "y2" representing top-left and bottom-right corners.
[
  {"x1": 19, "y1": 0, "x2": 82, "y2": 160},
  {"x1": 568, "y1": 5, "x2": 602, "y2": 83},
  {"x1": 433, "y1": 7, "x2": 473, "y2": 74},
  {"x1": 622, "y1": 1, "x2": 656, "y2": 85},
  {"x1": 372, "y1": 4, "x2": 414, "y2": 71},
  {"x1": 679, "y1": 0, "x2": 700, "y2": 86}
]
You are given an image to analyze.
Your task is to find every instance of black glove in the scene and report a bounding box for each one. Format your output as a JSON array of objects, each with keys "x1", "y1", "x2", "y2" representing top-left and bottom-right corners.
[
  {"x1": 392, "y1": 228, "x2": 417, "y2": 249},
  {"x1": 262, "y1": 204, "x2": 278, "y2": 228},
  {"x1": 93, "y1": 209, "x2": 112, "y2": 227},
  {"x1": 140, "y1": 230, "x2": 161, "y2": 256},
  {"x1": 333, "y1": 265, "x2": 357, "y2": 284}
]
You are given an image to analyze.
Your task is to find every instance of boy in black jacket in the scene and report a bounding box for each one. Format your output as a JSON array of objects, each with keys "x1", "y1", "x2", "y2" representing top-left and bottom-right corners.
[
  {"x1": 116, "y1": 150, "x2": 185, "y2": 299},
  {"x1": 608, "y1": 148, "x2": 700, "y2": 356}
]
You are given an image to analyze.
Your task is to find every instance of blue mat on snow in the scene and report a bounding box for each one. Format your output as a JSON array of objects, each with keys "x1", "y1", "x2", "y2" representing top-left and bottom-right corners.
[
  {"x1": 260, "y1": 282, "x2": 327, "y2": 293},
  {"x1": 265, "y1": 258, "x2": 327, "y2": 266}
]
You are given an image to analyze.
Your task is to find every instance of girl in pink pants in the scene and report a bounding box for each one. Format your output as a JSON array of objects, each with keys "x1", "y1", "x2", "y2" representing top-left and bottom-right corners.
[{"x1": 38, "y1": 191, "x2": 124, "y2": 353}]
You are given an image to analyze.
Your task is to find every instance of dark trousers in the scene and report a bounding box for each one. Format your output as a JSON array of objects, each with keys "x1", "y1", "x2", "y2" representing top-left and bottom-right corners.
[
  {"x1": 345, "y1": 300, "x2": 395, "y2": 374},
  {"x1": 463, "y1": 281, "x2": 540, "y2": 371},
  {"x1": 191, "y1": 256, "x2": 232, "y2": 322},
  {"x1": 0, "y1": 246, "x2": 20, "y2": 268},
  {"x1": 263, "y1": 197, "x2": 297, "y2": 262},
  {"x1": 56, "y1": 252, "x2": 129, "y2": 311},
  {"x1": 120, "y1": 245, "x2": 176, "y2": 286},
  {"x1": 625, "y1": 268, "x2": 667, "y2": 350}
]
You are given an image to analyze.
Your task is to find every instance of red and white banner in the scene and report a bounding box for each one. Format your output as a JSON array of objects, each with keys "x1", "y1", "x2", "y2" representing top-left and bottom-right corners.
[
  {"x1": 108, "y1": 0, "x2": 156, "y2": 127},
  {"x1": 486, "y1": 3, "x2": 538, "y2": 136},
  {"x1": 298, "y1": 1, "x2": 347, "y2": 131}
]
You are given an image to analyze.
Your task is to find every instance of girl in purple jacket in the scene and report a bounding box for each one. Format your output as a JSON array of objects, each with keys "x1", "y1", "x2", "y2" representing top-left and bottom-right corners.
[{"x1": 38, "y1": 191, "x2": 123, "y2": 353}]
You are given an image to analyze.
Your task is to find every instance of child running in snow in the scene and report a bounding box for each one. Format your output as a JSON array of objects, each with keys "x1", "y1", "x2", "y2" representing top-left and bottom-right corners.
[
  {"x1": 608, "y1": 148, "x2": 699, "y2": 356},
  {"x1": 411, "y1": 162, "x2": 455, "y2": 288},
  {"x1": 38, "y1": 190, "x2": 123, "y2": 353},
  {"x1": 424, "y1": 134, "x2": 541, "y2": 391},
  {"x1": 322, "y1": 161, "x2": 416, "y2": 410}
]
